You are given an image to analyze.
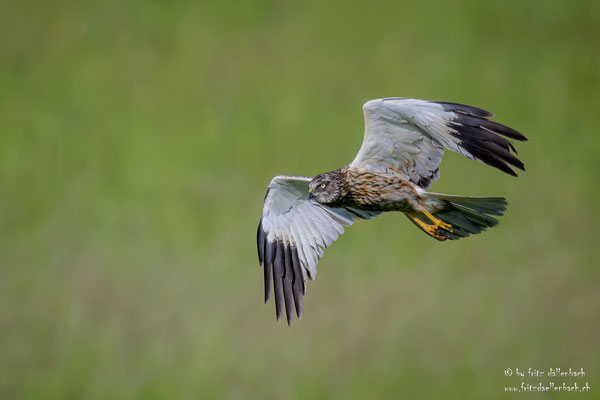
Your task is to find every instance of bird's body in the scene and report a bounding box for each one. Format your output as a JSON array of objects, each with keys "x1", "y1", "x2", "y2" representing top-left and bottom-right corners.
[
  {"x1": 257, "y1": 97, "x2": 528, "y2": 324},
  {"x1": 312, "y1": 167, "x2": 418, "y2": 211}
]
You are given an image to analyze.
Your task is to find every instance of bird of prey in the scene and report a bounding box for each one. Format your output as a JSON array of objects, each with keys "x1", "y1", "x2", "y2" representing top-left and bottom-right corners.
[{"x1": 257, "y1": 97, "x2": 527, "y2": 325}]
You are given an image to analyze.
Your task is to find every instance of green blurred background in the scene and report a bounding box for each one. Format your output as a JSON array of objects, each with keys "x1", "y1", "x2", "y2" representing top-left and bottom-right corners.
[{"x1": 2, "y1": 0, "x2": 599, "y2": 398}]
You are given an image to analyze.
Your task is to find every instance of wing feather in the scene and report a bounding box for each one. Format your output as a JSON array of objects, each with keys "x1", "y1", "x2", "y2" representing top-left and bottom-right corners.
[
  {"x1": 290, "y1": 249, "x2": 304, "y2": 318},
  {"x1": 351, "y1": 98, "x2": 528, "y2": 188},
  {"x1": 272, "y1": 241, "x2": 285, "y2": 321},
  {"x1": 257, "y1": 175, "x2": 379, "y2": 325}
]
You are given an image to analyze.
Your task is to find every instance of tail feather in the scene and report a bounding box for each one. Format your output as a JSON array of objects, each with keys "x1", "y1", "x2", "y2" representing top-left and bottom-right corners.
[{"x1": 407, "y1": 194, "x2": 507, "y2": 241}]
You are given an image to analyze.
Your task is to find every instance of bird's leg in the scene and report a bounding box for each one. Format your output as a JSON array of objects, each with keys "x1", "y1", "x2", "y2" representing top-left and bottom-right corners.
[
  {"x1": 416, "y1": 205, "x2": 453, "y2": 232},
  {"x1": 409, "y1": 215, "x2": 450, "y2": 240}
]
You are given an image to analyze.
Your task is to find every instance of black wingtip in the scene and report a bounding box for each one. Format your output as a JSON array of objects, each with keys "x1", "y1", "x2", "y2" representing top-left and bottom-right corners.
[
  {"x1": 263, "y1": 261, "x2": 272, "y2": 304},
  {"x1": 282, "y1": 245, "x2": 296, "y2": 326},
  {"x1": 290, "y1": 246, "x2": 304, "y2": 320},
  {"x1": 446, "y1": 111, "x2": 527, "y2": 178},
  {"x1": 263, "y1": 238, "x2": 307, "y2": 325},
  {"x1": 257, "y1": 220, "x2": 265, "y2": 266},
  {"x1": 435, "y1": 101, "x2": 494, "y2": 118},
  {"x1": 437, "y1": 100, "x2": 530, "y2": 141},
  {"x1": 273, "y1": 241, "x2": 285, "y2": 322},
  {"x1": 283, "y1": 278, "x2": 295, "y2": 326},
  {"x1": 263, "y1": 238, "x2": 277, "y2": 304},
  {"x1": 293, "y1": 287, "x2": 303, "y2": 320},
  {"x1": 482, "y1": 120, "x2": 528, "y2": 142}
]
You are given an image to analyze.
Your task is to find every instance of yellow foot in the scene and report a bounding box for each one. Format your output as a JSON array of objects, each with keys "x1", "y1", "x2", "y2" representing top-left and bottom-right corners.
[
  {"x1": 418, "y1": 208, "x2": 453, "y2": 233},
  {"x1": 411, "y1": 217, "x2": 451, "y2": 240}
]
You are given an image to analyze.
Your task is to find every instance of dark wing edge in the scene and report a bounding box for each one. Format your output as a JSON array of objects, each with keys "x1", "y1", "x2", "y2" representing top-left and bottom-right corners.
[
  {"x1": 257, "y1": 175, "x2": 379, "y2": 325},
  {"x1": 434, "y1": 100, "x2": 529, "y2": 177}
]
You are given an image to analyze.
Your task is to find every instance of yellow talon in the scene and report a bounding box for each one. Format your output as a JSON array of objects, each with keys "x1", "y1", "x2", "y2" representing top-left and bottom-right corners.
[
  {"x1": 412, "y1": 217, "x2": 433, "y2": 232},
  {"x1": 419, "y1": 207, "x2": 453, "y2": 232},
  {"x1": 411, "y1": 217, "x2": 450, "y2": 240}
]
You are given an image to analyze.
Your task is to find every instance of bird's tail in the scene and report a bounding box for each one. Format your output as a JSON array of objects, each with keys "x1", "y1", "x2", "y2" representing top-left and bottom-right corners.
[{"x1": 405, "y1": 193, "x2": 507, "y2": 241}]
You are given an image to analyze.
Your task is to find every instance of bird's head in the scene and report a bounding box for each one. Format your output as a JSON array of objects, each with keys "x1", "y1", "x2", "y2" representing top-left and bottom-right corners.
[{"x1": 308, "y1": 171, "x2": 343, "y2": 205}]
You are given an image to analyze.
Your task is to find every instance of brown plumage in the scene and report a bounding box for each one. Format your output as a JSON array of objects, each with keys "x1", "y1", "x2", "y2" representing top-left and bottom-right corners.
[{"x1": 310, "y1": 167, "x2": 419, "y2": 212}]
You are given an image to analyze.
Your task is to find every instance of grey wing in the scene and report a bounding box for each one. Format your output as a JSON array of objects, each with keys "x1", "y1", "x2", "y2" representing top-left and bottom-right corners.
[
  {"x1": 257, "y1": 175, "x2": 379, "y2": 325},
  {"x1": 350, "y1": 98, "x2": 528, "y2": 188}
]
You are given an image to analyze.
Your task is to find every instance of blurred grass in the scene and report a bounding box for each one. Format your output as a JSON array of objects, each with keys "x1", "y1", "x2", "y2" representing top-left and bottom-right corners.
[{"x1": 1, "y1": 0, "x2": 599, "y2": 398}]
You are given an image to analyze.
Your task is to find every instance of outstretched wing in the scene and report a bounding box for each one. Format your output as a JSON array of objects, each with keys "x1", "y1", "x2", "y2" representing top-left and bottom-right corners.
[
  {"x1": 257, "y1": 175, "x2": 379, "y2": 325},
  {"x1": 350, "y1": 98, "x2": 528, "y2": 188}
]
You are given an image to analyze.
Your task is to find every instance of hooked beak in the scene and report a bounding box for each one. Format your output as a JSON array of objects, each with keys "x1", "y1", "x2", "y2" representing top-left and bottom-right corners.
[{"x1": 308, "y1": 187, "x2": 314, "y2": 200}]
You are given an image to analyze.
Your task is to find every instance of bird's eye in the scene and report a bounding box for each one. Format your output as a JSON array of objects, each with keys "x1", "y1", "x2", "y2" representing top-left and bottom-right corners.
[{"x1": 320, "y1": 183, "x2": 326, "y2": 189}]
